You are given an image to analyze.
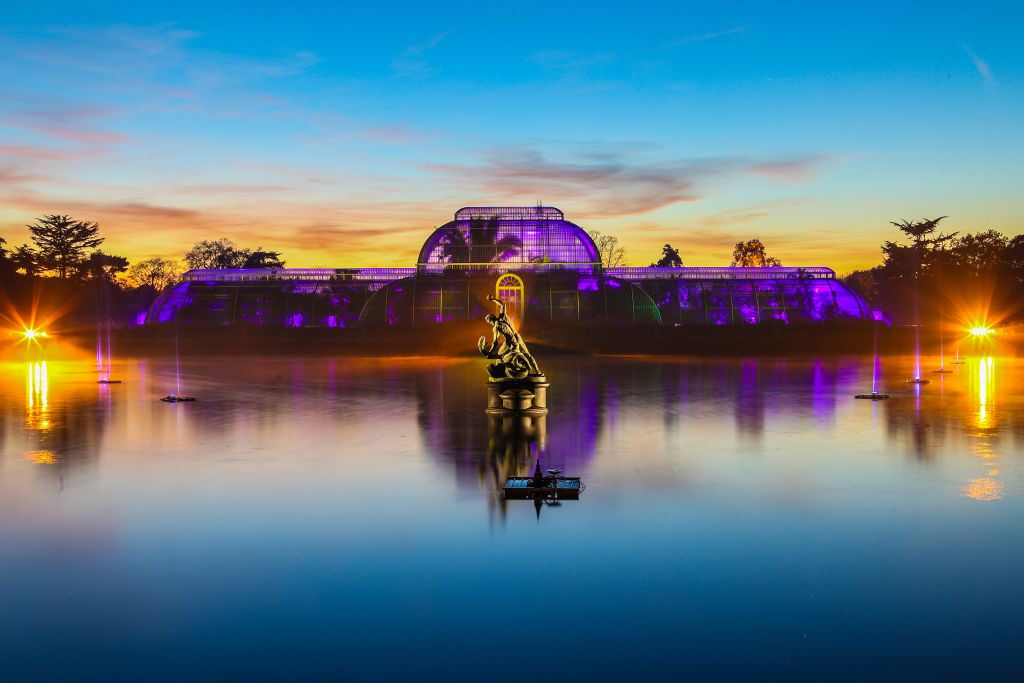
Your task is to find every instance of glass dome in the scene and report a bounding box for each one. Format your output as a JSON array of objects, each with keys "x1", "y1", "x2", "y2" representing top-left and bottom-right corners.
[{"x1": 417, "y1": 206, "x2": 600, "y2": 273}]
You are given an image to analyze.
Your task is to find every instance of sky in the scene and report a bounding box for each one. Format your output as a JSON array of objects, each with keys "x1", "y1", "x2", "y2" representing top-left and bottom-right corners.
[{"x1": 0, "y1": 1, "x2": 1021, "y2": 272}]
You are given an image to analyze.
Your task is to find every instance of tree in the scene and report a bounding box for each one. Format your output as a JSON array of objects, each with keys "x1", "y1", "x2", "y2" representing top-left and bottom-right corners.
[
  {"x1": 731, "y1": 239, "x2": 780, "y2": 267},
  {"x1": 1005, "y1": 234, "x2": 1024, "y2": 284},
  {"x1": 841, "y1": 268, "x2": 880, "y2": 303},
  {"x1": 242, "y1": 248, "x2": 286, "y2": 268},
  {"x1": 11, "y1": 245, "x2": 40, "y2": 277},
  {"x1": 889, "y1": 216, "x2": 952, "y2": 244},
  {"x1": 184, "y1": 238, "x2": 248, "y2": 269},
  {"x1": 126, "y1": 257, "x2": 181, "y2": 291},
  {"x1": 587, "y1": 230, "x2": 626, "y2": 268},
  {"x1": 184, "y1": 238, "x2": 288, "y2": 270},
  {"x1": 27, "y1": 214, "x2": 104, "y2": 279},
  {"x1": 0, "y1": 236, "x2": 11, "y2": 277},
  {"x1": 948, "y1": 229, "x2": 1007, "y2": 276},
  {"x1": 882, "y1": 217, "x2": 956, "y2": 281},
  {"x1": 78, "y1": 250, "x2": 129, "y2": 282},
  {"x1": 652, "y1": 243, "x2": 682, "y2": 267}
]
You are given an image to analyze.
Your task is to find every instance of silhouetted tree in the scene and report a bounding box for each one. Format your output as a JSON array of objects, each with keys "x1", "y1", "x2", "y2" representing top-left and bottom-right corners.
[
  {"x1": 731, "y1": 239, "x2": 780, "y2": 267},
  {"x1": 1005, "y1": 234, "x2": 1024, "y2": 285},
  {"x1": 841, "y1": 268, "x2": 880, "y2": 303},
  {"x1": 11, "y1": 244, "x2": 40, "y2": 277},
  {"x1": 653, "y1": 243, "x2": 683, "y2": 267},
  {"x1": 587, "y1": 230, "x2": 626, "y2": 268},
  {"x1": 28, "y1": 214, "x2": 104, "y2": 279},
  {"x1": 881, "y1": 216, "x2": 956, "y2": 281},
  {"x1": 184, "y1": 238, "x2": 248, "y2": 269},
  {"x1": 948, "y1": 229, "x2": 1007, "y2": 275},
  {"x1": 242, "y1": 248, "x2": 286, "y2": 268},
  {"x1": 77, "y1": 250, "x2": 129, "y2": 282},
  {"x1": 0, "y1": 236, "x2": 12, "y2": 278},
  {"x1": 126, "y1": 258, "x2": 180, "y2": 291},
  {"x1": 184, "y1": 238, "x2": 288, "y2": 270}
]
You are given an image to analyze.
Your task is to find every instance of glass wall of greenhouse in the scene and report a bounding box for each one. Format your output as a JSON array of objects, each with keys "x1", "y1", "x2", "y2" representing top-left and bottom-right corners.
[{"x1": 145, "y1": 206, "x2": 878, "y2": 328}]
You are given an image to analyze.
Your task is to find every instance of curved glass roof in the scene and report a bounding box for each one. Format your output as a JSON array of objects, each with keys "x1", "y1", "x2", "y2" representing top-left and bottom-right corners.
[{"x1": 417, "y1": 206, "x2": 600, "y2": 273}]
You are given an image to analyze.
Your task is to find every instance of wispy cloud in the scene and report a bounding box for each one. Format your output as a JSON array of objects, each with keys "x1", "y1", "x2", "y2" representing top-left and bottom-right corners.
[
  {"x1": 963, "y1": 44, "x2": 995, "y2": 84},
  {"x1": 658, "y1": 26, "x2": 746, "y2": 50},
  {"x1": 0, "y1": 144, "x2": 82, "y2": 161},
  {"x1": 749, "y1": 156, "x2": 830, "y2": 181},
  {"x1": 530, "y1": 50, "x2": 617, "y2": 71},
  {"x1": 7, "y1": 22, "x2": 319, "y2": 90},
  {"x1": 391, "y1": 30, "x2": 456, "y2": 78},
  {"x1": 424, "y1": 148, "x2": 829, "y2": 218},
  {"x1": 2, "y1": 106, "x2": 127, "y2": 144},
  {"x1": 6, "y1": 23, "x2": 198, "y2": 74}
]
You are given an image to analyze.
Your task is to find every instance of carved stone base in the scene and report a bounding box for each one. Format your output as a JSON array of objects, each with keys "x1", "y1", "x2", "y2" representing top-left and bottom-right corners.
[{"x1": 486, "y1": 374, "x2": 549, "y2": 415}]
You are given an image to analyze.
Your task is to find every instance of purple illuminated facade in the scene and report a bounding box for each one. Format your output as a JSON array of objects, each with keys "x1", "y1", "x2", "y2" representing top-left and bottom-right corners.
[{"x1": 146, "y1": 206, "x2": 875, "y2": 328}]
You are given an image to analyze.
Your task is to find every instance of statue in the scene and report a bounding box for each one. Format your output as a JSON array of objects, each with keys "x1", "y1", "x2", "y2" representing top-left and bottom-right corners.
[{"x1": 478, "y1": 295, "x2": 541, "y2": 380}]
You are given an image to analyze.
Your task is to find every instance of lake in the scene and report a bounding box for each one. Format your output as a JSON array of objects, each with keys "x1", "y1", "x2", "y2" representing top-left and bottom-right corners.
[{"x1": 1, "y1": 354, "x2": 1021, "y2": 680}]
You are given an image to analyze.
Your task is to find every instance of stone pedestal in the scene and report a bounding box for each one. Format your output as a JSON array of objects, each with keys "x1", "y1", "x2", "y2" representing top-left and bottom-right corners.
[{"x1": 486, "y1": 374, "x2": 549, "y2": 415}]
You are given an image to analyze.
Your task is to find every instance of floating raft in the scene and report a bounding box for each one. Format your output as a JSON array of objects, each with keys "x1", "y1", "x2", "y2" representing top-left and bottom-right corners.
[
  {"x1": 97, "y1": 379, "x2": 122, "y2": 384},
  {"x1": 503, "y1": 476, "x2": 584, "y2": 500},
  {"x1": 161, "y1": 395, "x2": 197, "y2": 403},
  {"x1": 855, "y1": 392, "x2": 890, "y2": 400}
]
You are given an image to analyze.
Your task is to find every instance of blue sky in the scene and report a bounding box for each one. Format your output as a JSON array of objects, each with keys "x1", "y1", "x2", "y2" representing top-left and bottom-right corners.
[{"x1": 0, "y1": 1, "x2": 1020, "y2": 269}]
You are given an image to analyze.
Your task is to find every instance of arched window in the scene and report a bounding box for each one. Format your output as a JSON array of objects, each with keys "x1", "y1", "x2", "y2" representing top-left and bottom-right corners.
[{"x1": 496, "y1": 274, "x2": 525, "y2": 326}]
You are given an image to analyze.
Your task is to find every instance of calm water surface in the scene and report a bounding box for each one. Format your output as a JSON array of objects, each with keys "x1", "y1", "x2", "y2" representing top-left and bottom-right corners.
[{"x1": 1, "y1": 354, "x2": 1022, "y2": 680}]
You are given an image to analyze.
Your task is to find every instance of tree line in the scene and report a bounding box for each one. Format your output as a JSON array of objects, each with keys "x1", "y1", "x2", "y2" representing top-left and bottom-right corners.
[
  {"x1": 841, "y1": 218, "x2": 1024, "y2": 324},
  {"x1": 1, "y1": 214, "x2": 288, "y2": 327},
  {"x1": 588, "y1": 230, "x2": 780, "y2": 269},
  {"x1": 1, "y1": 215, "x2": 287, "y2": 290}
]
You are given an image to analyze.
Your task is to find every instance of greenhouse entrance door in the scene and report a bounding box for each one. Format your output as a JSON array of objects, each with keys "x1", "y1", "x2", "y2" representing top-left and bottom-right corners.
[{"x1": 496, "y1": 274, "x2": 524, "y2": 327}]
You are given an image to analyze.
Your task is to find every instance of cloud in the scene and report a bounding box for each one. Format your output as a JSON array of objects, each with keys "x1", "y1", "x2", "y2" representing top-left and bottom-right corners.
[
  {"x1": 425, "y1": 149, "x2": 698, "y2": 217},
  {"x1": 530, "y1": 50, "x2": 616, "y2": 71},
  {"x1": 5, "y1": 23, "x2": 197, "y2": 76},
  {"x1": 0, "y1": 144, "x2": 81, "y2": 161},
  {"x1": 56, "y1": 200, "x2": 202, "y2": 221},
  {"x1": 0, "y1": 166, "x2": 48, "y2": 184},
  {"x1": 8, "y1": 22, "x2": 318, "y2": 90},
  {"x1": 749, "y1": 156, "x2": 830, "y2": 181},
  {"x1": 424, "y1": 148, "x2": 829, "y2": 218},
  {"x1": 3, "y1": 106, "x2": 127, "y2": 144},
  {"x1": 391, "y1": 30, "x2": 456, "y2": 78},
  {"x1": 170, "y1": 183, "x2": 295, "y2": 196},
  {"x1": 963, "y1": 44, "x2": 995, "y2": 84},
  {"x1": 658, "y1": 26, "x2": 746, "y2": 50}
]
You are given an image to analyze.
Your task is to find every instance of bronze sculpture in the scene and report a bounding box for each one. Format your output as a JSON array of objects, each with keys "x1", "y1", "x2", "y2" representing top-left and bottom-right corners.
[{"x1": 478, "y1": 295, "x2": 541, "y2": 380}]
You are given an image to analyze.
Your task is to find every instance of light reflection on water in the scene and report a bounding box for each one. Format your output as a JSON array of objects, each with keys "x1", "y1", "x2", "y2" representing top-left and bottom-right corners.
[{"x1": 0, "y1": 354, "x2": 1022, "y2": 679}]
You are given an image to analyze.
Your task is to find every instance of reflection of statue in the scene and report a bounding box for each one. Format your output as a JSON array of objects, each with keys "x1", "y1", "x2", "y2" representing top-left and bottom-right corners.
[{"x1": 478, "y1": 295, "x2": 541, "y2": 380}]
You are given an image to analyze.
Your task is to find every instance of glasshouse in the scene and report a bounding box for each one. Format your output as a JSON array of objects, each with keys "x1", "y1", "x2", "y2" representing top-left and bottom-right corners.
[{"x1": 146, "y1": 206, "x2": 876, "y2": 328}]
